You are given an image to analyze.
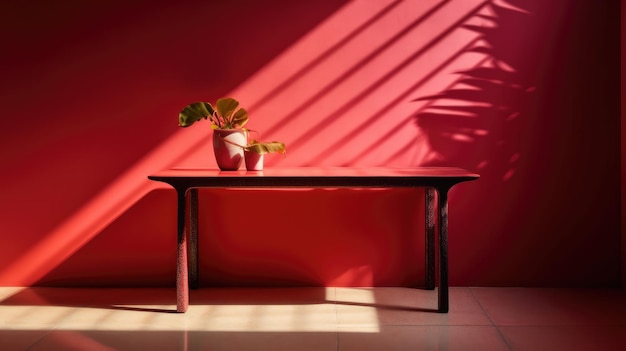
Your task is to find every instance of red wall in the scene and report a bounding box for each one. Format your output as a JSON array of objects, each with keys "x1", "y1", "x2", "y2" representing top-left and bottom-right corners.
[
  {"x1": 0, "y1": 0, "x2": 621, "y2": 288},
  {"x1": 622, "y1": 0, "x2": 626, "y2": 288}
]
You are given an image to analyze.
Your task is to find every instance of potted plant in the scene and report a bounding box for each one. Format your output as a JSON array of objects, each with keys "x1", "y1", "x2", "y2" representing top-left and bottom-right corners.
[
  {"x1": 178, "y1": 97, "x2": 285, "y2": 170},
  {"x1": 243, "y1": 139, "x2": 286, "y2": 171}
]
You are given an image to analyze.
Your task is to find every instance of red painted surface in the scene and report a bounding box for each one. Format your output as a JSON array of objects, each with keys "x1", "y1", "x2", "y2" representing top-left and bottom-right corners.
[
  {"x1": 0, "y1": 0, "x2": 620, "y2": 287},
  {"x1": 622, "y1": 0, "x2": 626, "y2": 288}
]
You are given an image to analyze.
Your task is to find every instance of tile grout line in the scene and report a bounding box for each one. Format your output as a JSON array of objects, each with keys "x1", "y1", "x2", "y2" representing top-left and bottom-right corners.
[
  {"x1": 24, "y1": 326, "x2": 57, "y2": 351},
  {"x1": 22, "y1": 301, "x2": 79, "y2": 351},
  {"x1": 469, "y1": 287, "x2": 514, "y2": 350},
  {"x1": 332, "y1": 287, "x2": 341, "y2": 351}
]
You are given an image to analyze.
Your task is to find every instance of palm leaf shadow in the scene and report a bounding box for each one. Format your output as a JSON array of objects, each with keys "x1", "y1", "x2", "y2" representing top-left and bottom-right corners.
[{"x1": 413, "y1": 1, "x2": 537, "y2": 181}]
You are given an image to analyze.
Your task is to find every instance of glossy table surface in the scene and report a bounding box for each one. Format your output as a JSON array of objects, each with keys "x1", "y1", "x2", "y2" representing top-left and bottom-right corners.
[{"x1": 148, "y1": 167, "x2": 479, "y2": 188}]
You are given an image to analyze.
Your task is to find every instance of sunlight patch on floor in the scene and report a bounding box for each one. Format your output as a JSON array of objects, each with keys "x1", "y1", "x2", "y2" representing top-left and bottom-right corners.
[{"x1": 0, "y1": 287, "x2": 381, "y2": 333}]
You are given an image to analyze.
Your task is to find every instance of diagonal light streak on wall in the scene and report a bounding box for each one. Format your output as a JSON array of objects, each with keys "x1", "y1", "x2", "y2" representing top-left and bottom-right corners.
[
  {"x1": 249, "y1": 0, "x2": 491, "y2": 167},
  {"x1": 0, "y1": 0, "x2": 492, "y2": 284},
  {"x1": 0, "y1": 1, "x2": 394, "y2": 285}
]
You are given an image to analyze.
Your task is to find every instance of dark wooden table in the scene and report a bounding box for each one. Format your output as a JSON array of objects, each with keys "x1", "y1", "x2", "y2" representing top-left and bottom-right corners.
[{"x1": 148, "y1": 167, "x2": 479, "y2": 313}]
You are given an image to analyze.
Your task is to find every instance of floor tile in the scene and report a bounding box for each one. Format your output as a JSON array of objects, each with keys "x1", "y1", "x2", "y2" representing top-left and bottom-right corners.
[
  {"x1": 183, "y1": 303, "x2": 338, "y2": 332},
  {"x1": 499, "y1": 325, "x2": 626, "y2": 351},
  {"x1": 0, "y1": 305, "x2": 77, "y2": 330},
  {"x1": 183, "y1": 287, "x2": 338, "y2": 332},
  {"x1": 188, "y1": 331, "x2": 338, "y2": 351},
  {"x1": 189, "y1": 287, "x2": 332, "y2": 306},
  {"x1": 28, "y1": 330, "x2": 188, "y2": 351},
  {"x1": 0, "y1": 330, "x2": 52, "y2": 351},
  {"x1": 53, "y1": 306, "x2": 182, "y2": 331},
  {"x1": 338, "y1": 326, "x2": 511, "y2": 351},
  {"x1": 334, "y1": 287, "x2": 492, "y2": 326},
  {"x1": 471, "y1": 288, "x2": 626, "y2": 326}
]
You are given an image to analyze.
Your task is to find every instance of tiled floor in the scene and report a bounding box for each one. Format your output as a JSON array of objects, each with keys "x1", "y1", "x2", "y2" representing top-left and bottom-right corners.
[{"x1": 0, "y1": 287, "x2": 624, "y2": 350}]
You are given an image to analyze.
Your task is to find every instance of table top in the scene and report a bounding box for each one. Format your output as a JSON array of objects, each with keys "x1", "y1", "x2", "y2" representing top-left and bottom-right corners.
[{"x1": 148, "y1": 167, "x2": 479, "y2": 189}]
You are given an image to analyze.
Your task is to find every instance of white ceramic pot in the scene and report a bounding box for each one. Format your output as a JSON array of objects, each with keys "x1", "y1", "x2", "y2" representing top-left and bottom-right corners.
[
  {"x1": 212, "y1": 129, "x2": 246, "y2": 171},
  {"x1": 244, "y1": 150, "x2": 264, "y2": 171}
]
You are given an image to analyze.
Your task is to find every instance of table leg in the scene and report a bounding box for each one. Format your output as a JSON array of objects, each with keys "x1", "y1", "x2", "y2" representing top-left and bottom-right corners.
[
  {"x1": 425, "y1": 188, "x2": 435, "y2": 290},
  {"x1": 189, "y1": 189, "x2": 199, "y2": 289},
  {"x1": 176, "y1": 190, "x2": 189, "y2": 313},
  {"x1": 437, "y1": 187, "x2": 450, "y2": 313}
]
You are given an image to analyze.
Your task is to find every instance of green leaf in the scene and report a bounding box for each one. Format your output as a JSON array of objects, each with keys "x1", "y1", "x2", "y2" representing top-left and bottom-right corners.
[
  {"x1": 215, "y1": 97, "x2": 239, "y2": 121},
  {"x1": 231, "y1": 108, "x2": 249, "y2": 128},
  {"x1": 245, "y1": 140, "x2": 286, "y2": 155},
  {"x1": 179, "y1": 102, "x2": 214, "y2": 127}
]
